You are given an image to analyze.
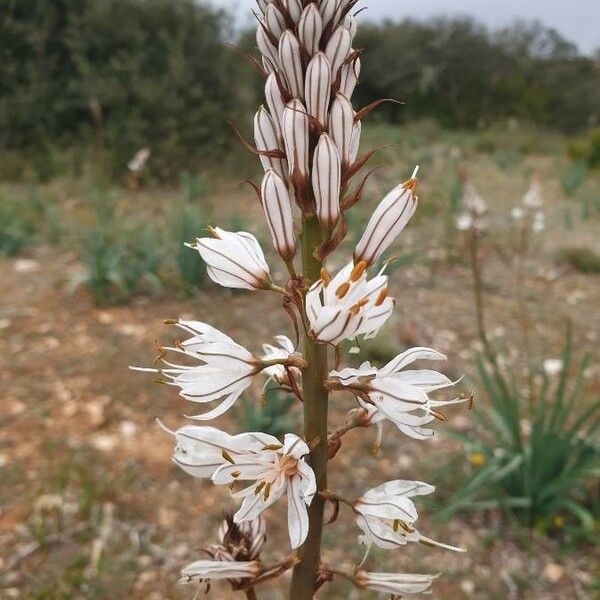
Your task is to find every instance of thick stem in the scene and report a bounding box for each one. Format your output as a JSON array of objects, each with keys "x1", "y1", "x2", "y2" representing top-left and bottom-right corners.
[
  {"x1": 289, "y1": 215, "x2": 329, "y2": 599},
  {"x1": 245, "y1": 588, "x2": 258, "y2": 600}
]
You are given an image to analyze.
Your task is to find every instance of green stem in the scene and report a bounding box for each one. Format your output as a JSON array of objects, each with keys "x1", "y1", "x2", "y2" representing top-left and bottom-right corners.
[{"x1": 289, "y1": 215, "x2": 329, "y2": 599}]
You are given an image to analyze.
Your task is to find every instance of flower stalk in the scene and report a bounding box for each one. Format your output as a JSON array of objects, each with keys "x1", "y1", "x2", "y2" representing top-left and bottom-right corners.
[{"x1": 289, "y1": 214, "x2": 329, "y2": 598}]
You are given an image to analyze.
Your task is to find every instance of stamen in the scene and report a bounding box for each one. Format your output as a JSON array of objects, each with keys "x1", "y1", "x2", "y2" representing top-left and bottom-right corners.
[
  {"x1": 335, "y1": 282, "x2": 351, "y2": 298},
  {"x1": 255, "y1": 481, "x2": 266, "y2": 495},
  {"x1": 222, "y1": 450, "x2": 236, "y2": 464},
  {"x1": 262, "y1": 444, "x2": 284, "y2": 451},
  {"x1": 402, "y1": 165, "x2": 419, "y2": 192},
  {"x1": 350, "y1": 298, "x2": 369, "y2": 315},
  {"x1": 231, "y1": 470, "x2": 241, "y2": 478},
  {"x1": 263, "y1": 482, "x2": 271, "y2": 501},
  {"x1": 320, "y1": 268, "x2": 331, "y2": 286},
  {"x1": 374, "y1": 288, "x2": 388, "y2": 307},
  {"x1": 430, "y1": 408, "x2": 448, "y2": 421},
  {"x1": 393, "y1": 519, "x2": 400, "y2": 532},
  {"x1": 350, "y1": 260, "x2": 367, "y2": 282},
  {"x1": 163, "y1": 318, "x2": 178, "y2": 325}
]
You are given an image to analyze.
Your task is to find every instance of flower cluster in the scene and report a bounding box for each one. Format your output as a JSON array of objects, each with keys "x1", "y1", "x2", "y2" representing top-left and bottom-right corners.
[
  {"x1": 456, "y1": 178, "x2": 488, "y2": 233},
  {"x1": 136, "y1": 1, "x2": 467, "y2": 597},
  {"x1": 511, "y1": 176, "x2": 545, "y2": 233}
]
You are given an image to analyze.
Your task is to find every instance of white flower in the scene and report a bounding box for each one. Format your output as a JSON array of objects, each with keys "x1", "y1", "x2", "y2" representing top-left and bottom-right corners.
[
  {"x1": 354, "y1": 168, "x2": 419, "y2": 266},
  {"x1": 533, "y1": 210, "x2": 545, "y2": 233},
  {"x1": 523, "y1": 179, "x2": 543, "y2": 209},
  {"x1": 261, "y1": 335, "x2": 301, "y2": 388},
  {"x1": 353, "y1": 479, "x2": 463, "y2": 555},
  {"x1": 179, "y1": 560, "x2": 261, "y2": 585},
  {"x1": 209, "y1": 431, "x2": 316, "y2": 549},
  {"x1": 329, "y1": 347, "x2": 464, "y2": 441},
  {"x1": 463, "y1": 181, "x2": 487, "y2": 216},
  {"x1": 455, "y1": 212, "x2": 473, "y2": 231},
  {"x1": 134, "y1": 321, "x2": 260, "y2": 420},
  {"x1": 355, "y1": 571, "x2": 436, "y2": 596},
  {"x1": 511, "y1": 206, "x2": 524, "y2": 221},
  {"x1": 186, "y1": 228, "x2": 272, "y2": 291},
  {"x1": 543, "y1": 358, "x2": 563, "y2": 376},
  {"x1": 127, "y1": 147, "x2": 150, "y2": 172},
  {"x1": 306, "y1": 261, "x2": 395, "y2": 345}
]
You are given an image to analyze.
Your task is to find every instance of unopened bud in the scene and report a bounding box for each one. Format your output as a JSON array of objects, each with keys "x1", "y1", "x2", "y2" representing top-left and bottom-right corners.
[
  {"x1": 264, "y1": 4, "x2": 286, "y2": 40},
  {"x1": 344, "y1": 14, "x2": 358, "y2": 39},
  {"x1": 254, "y1": 106, "x2": 288, "y2": 180},
  {"x1": 339, "y1": 57, "x2": 361, "y2": 98},
  {"x1": 282, "y1": 0, "x2": 302, "y2": 23},
  {"x1": 329, "y1": 93, "x2": 355, "y2": 165},
  {"x1": 265, "y1": 73, "x2": 285, "y2": 140},
  {"x1": 312, "y1": 133, "x2": 341, "y2": 227},
  {"x1": 305, "y1": 53, "x2": 332, "y2": 128},
  {"x1": 319, "y1": 0, "x2": 339, "y2": 28},
  {"x1": 348, "y1": 121, "x2": 361, "y2": 165},
  {"x1": 279, "y1": 31, "x2": 304, "y2": 100},
  {"x1": 325, "y1": 26, "x2": 352, "y2": 78},
  {"x1": 256, "y1": 25, "x2": 279, "y2": 71},
  {"x1": 298, "y1": 4, "x2": 323, "y2": 55},
  {"x1": 261, "y1": 170, "x2": 297, "y2": 260},
  {"x1": 282, "y1": 99, "x2": 309, "y2": 178},
  {"x1": 354, "y1": 175, "x2": 419, "y2": 266}
]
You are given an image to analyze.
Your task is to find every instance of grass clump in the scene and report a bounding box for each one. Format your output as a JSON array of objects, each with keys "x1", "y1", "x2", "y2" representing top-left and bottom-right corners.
[
  {"x1": 441, "y1": 330, "x2": 600, "y2": 536},
  {"x1": 555, "y1": 246, "x2": 600, "y2": 274}
]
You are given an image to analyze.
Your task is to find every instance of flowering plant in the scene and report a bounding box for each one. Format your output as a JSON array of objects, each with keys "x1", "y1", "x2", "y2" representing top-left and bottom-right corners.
[{"x1": 135, "y1": 1, "x2": 468, "y2": 597}]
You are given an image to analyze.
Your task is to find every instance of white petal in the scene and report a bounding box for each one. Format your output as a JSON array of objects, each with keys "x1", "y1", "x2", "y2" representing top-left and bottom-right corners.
[
  {"x1": 287, "y1": 476, "x2": 310, "y2": 548},
  {"x1": 381, "y1": 347, "x2": 447, "y2": 376},
  {"x1": 298, "y1": 3, "x2": 322, "y2": 54},
  {"x1": 279, "y1": 31, "x2": 304, "y2": 99}
]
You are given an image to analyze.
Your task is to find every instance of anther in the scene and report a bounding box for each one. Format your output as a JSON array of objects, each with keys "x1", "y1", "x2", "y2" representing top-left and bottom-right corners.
[
  {"x1": 374, "y1": 288, "x2": 388, "y2": 307},
  {"x1": 255, "y1": 481, "x2": 266, "y2": 495},
  {"x1": 320, "y1": 268, "x2": 331, "y2": 286},
  {"x1": 221, "y1": 450, "x2": 235, "y2": 464},
  {"x1": 335, "y1": 282, "x2": 351, "y2": 298},
  {"x1": 350, "y1": 260, "x2": 367, "y2": 282}
]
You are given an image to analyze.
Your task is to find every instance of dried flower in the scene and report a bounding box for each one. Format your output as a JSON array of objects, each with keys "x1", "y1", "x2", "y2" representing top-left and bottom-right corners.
[
  {"x1": 306, "y1": 262, "x2": 395, "y2": 345},
  {"x1": 354, "y1": 168, "x2": 419, "y2": 266},
  {"x1": 186, "y1": 228, "x2": 271, "y2": 291}
]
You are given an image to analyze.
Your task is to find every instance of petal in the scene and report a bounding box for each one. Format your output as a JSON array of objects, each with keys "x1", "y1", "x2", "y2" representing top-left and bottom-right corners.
[
  {"x1": 234, "y1": 476, "x2": 287, "y2": 522},
  {"x1": 381, "y1": 347, "x2": 447, "y2": 376},
  {"x1": 283, "y1": 433, "x2": 310, "y2": 459},
  {"x1": 287, "y1": 476, "x2": 310, "y2": 548}
]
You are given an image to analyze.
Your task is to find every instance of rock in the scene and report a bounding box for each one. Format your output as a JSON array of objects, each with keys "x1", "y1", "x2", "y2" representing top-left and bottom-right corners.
[
  {"x1": 14, "y1": 259, "x2": 39, "y2": 273},
  {"x1": 461, "y1": 580, "x2": 476, "y2": 595},
  {"x1": 543, "y1": 563, "x2": 564, "y2": 583}
]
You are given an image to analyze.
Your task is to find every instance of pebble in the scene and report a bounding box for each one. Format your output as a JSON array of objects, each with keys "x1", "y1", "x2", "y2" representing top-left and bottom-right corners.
[
  {"x1": 543, "y1": 563, "x2": 565, "y2": 583},
  {"x1": 14, "y1": 259, "x2": 39, "y2": 273}
]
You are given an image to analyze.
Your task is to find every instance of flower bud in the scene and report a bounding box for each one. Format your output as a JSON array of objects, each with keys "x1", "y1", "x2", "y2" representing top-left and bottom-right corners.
[
  {"x1": 256, "y1": 0, "x2": 269, "y2": 14},
  {"x1": 261, "y1": 170, "x2": 297, "y2": 260},
  {"x1": 325, "y1": 26, "x2": 352, "y2": 78},
  {"x1": 305, "y1": 53, "x2": 331, "y2": 127},
  {"x1": 254, "y1": 106, "x2": 288, "y2": 181},
  {"x1": 282, "y1": 0, "x2": 302, "y2": 23},
  {"x1": 354, "y1": 170, "x2": 419, "y2": 266},
  {"x1": 329, "y1": 93, "x2": 354, "y2": 165},
  {"x1": 344, "y1": 14, "x2": 358, "y2": 39},
  {"x1": 349, "y1": 120, "x2": 361, "y2": 165},
  {"x1": 339, "y1": 56, "x2": 360, "y2": 98},
  {"x1": 279, "y1": 31, "x2": 304, "y2": 100},
  {"x1": 298, "y1": 4, "x2": 323, "y2": 55},
  {"x1": 312, "y1": 134, "x2": 341, "y2": 227},
  {"x1": 282, "y1": 99, "x2": 309, "y2": 178},
  {"x1": 264, "y1": 3, "x2": 286, "y2": 40},
  {"x1": 319, "y1": 0, "x2": 339, "y2": 28},
  {"x1": 264, "y1": 73, "x2": 285, "y2": 140},
  {"x1": 256, "y1": 25, "x2": 279, "y2": 71}
]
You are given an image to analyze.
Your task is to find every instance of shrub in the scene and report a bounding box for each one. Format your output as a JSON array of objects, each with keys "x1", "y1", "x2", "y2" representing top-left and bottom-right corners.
[
  {"x1": 560, "y1": 161, "x2": 588, "y2": 197},
  {"x1": 442, "y1": 330, "x2": 599, "y2": 534},
  {"x1": 76, "y1": 192, "x2": 164, "y2": 304},
  {"x1": 555, "y1": 247, "x2": 600, "y2": 274}
]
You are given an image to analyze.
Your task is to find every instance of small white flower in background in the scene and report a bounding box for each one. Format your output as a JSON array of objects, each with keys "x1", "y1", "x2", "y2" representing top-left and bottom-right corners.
[
  {"x1": 354, "y1": 168, "x2": 419, "y2": 266},
  {"x1": 511, "y1": 206, "x2": 524, "y2": 221},
  {"x1": 543, "y1": 358, "x2": 563, "y2": 376},
  {"x1": 127, "y1": 147, "x2": 150, "y2": 173},
  {"x1": 186, "y1": 228, "x2": 272, "y2": 291},
  {"x1": 179, "y1": 560, "x2": 261, "y2": 585},
  {"x1": 455, "y1": 212, "x2": 473, "y2": 232},
  {"x1": 523, "y1": 178, "x2": 543, "y2": 209},
  {"x1": 261, "y1": 335, "x2": 301, "y2": 388},
  {"x1": 133, "y1": 320, "x2": 298, "y2": 420},
  {"x1": 306, "y1": 261, "x2": 395, "y2": 345},
  {"x1": 533, "y1": 211, "x2": 545, "y2": 233},
  {"x1": 329, "y1": 347, "x2": 464, "y2": 441},
  {"x1": 355, "y1": 571, "x2": 437, "y2": 596},
  {"x1": 462, "y1": 181, "x2": 487, "y2": 217},
  {"x1": 354, "y1": 479, "x2": 464, "y2": 555}
]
